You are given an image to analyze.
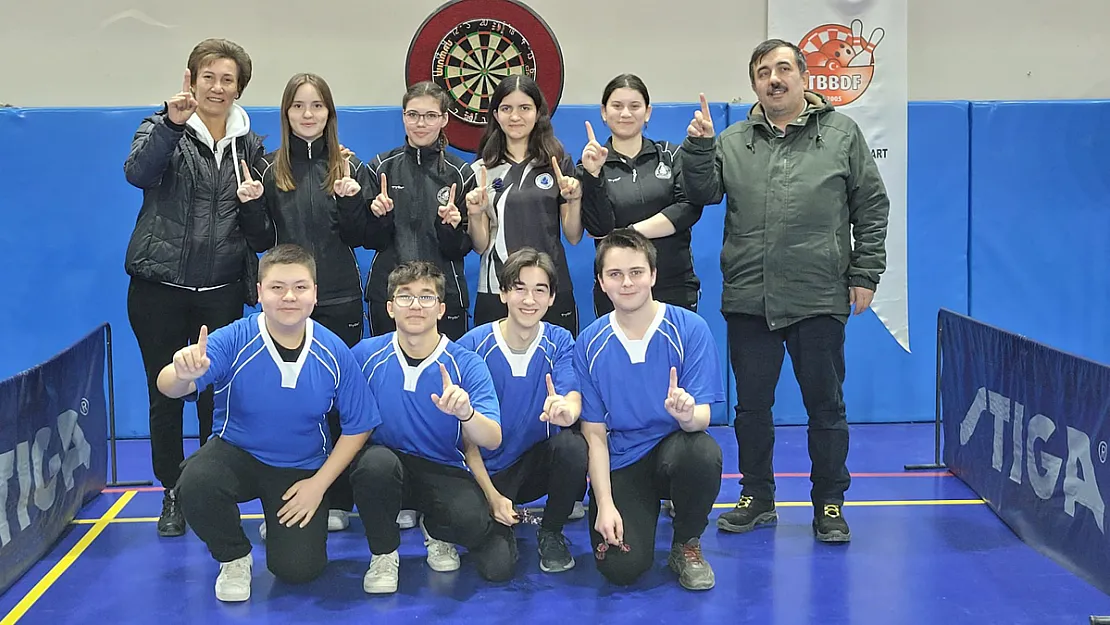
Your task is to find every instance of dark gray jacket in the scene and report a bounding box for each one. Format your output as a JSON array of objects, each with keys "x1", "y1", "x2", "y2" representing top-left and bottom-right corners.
[{"x1": 123, "y1": 105, "x2": 267, "y2": 305}]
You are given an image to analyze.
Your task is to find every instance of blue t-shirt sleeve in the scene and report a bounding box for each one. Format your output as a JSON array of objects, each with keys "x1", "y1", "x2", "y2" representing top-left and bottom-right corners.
[
  {"x1": 455, "y1": 330, "x2": 477, "y2": 353},
  {"x1": 573, "y1": 335, "x2": 606, "y2": 424},
  {"x1": 551, "y1": 329, "x2": 577, "y2": 396},
  {"x1": 335, "y1": 343, "x2": 382, "y2": 435},
  {"x1": 681, "y1": 316, "x2": 726, "y2": 405},
  {"x1": 458, "y1": 352, "x2": 501, "y2": 425},
  {"x1": 188, "y1": 322, "x2": 238, "y2": 401}
]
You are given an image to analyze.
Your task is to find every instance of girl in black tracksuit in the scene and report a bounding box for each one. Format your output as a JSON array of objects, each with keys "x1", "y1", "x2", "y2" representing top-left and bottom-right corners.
[
  {"x1": 359, "y1": 81, "x2": 475, "y2": 340},
  {"x1": 577, "y1": 74, "x2": 704, "y2": 316},
  {"x1": 242, "y1": 72, "x2": 369, "y2": 525}
]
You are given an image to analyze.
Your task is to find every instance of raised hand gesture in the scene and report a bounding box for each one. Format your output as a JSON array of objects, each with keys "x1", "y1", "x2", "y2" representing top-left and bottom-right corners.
[
  {"x1": 333, "y1": 148, "x2": 361, "y2": 198},
  {"x1": 236, "y1": 159, "x2": 263, "y2": 202},
  {"x1": 431, "y1": 363, "x2": 473, "y2": 420},
  {"x1": 539, "y1": 373, "x2": 575, "y2": 427},
  {"x1": 686, "y1": 93, "x2": 715, "y2": 138},
  {"x1": 370, "y1": 173, "x2": 394, "y2": 217},
  {"x1": 663, "y1": 367, "x2": 696, "y2": 422},
  {"x1": 580, "y1": 121, "x2": 609, "y2": 177},
  {"x1": 437, "y1": 183, "x2": 462, "y2": 227},
  {"x1": 552, "y1": 156, "x2": 581, "y2": 201},
  {"x1": 167, "y1": 70, "x2": 199, "y2": 126},
  {"x1": 465, "y1": 165, "x2": 490, "y2": 216},
  {"x1": 172, "y1": 325, "x2": 211, "y2": 382}
]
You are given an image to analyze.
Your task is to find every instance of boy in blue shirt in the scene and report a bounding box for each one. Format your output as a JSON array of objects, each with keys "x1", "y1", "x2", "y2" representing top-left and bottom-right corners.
[
  {"x1": 349, "y1": 261, "x2": 515, "y2": 594},
  {"x1": 457, "y1": 247, "x2": 587, "y2": 574},
  {"x1": 159, "y1": 244, "x2": 380, "y2": 602},
  {"x1": 575, "y1": 228, "x2": 724, "y2": 591}
]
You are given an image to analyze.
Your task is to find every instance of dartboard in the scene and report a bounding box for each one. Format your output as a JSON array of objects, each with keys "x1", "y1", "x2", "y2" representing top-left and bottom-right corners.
[
  {"x1": 407, "y1": 0, "x2": 564, "y2": 153},
  {"x1": 434, "y1": 19, "x2": 535, "y2": 125}
]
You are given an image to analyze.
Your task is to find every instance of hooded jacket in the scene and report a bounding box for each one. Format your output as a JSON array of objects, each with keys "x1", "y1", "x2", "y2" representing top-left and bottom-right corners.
[
  {"x1": 123, "y1": 104, "x2": 267, "y2": 304},
  {"x1": 681, "y1": 91, "x2": 889, "y2": 329}
]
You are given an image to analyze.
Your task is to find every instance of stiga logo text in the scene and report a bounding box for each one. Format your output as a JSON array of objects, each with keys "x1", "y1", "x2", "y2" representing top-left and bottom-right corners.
[
  {"x1": 960, "y1": 387, "x2": 1105, "y2": 532},
  {"x1": 0, "y1": 409, "x2": 92, "y2": 546}
]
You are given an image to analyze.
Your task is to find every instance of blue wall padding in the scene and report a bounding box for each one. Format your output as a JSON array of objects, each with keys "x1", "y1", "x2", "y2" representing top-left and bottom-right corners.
[
  {"x1": 0, "y1": 97, "x2": 1010, "y2": 437},
  {"x1": 969, "y1": 101, "x2": 1110, "y2": 366}
]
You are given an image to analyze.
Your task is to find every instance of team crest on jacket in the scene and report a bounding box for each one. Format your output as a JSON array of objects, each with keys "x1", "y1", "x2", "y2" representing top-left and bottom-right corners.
[
  {"x1": 535, "y1": 173, "x2": 554, "y2": 190},
  {"x1": 437, "y1": 186, "x2": 452, "y2": 205},
  {"x1": 654, "y1": 163, "x2": 672, "y2": 179}
]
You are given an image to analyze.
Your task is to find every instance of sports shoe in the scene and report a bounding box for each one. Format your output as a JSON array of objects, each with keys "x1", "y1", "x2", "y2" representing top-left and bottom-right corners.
[
  {"x1": 397, "y1": 509, "x2": 417, "y2": 529},
  {"x1": 537, "y1": 528, "x2": 574, "y2": 573},
  {"x1": 215, "y1": 553, "x2": 252, "y2": 602},
  {"x1": 420, "y1": 516, "x2": 460, "y2": 572},
  {"x1": 813, "y1": 503, "x2": 851, "y2": 543},
  {"x1": 716, "y1": 495, "x2": 777, "y2": 533},
  {"x1": 567, "y1": 501, "x2": 585, "y2": 520},
  {"x1": 667, "y1": 537, "x2": 715, "y2": 590},
  {"x1": 363, "y1": 551, "x2": 400, "y2": 594},
  {"x1": 328, "y1": 509, "x2": 350, "y2": 532},
  {"x1": 157, "y1": 489, "x2": 185, "y2": 537}
]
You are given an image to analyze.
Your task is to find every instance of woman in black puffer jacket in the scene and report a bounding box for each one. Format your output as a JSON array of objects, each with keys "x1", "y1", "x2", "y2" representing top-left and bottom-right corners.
[{"x1": 123, "y1": 38, "x2": 270, "y2": 539}]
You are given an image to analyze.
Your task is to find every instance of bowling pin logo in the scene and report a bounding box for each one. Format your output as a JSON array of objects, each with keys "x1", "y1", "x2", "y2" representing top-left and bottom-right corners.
[{"x1": 798, "y1": 19, "x2": 884, "y2": 106}]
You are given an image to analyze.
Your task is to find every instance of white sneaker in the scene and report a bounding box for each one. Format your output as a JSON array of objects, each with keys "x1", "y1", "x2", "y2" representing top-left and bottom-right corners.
[
  {"x1": 215, "y1": 553, "x2": 252, "y2": 602},
  {"x1": 396, "y1": 509, "x2": 417, "y2": 529},
  {"x1": 419, "y1": 516, "x2": 460, "y2": 572},
  {"x1": 328, "y1": 509, "x2": 350, "y2": 532},
  {"x1": 568, "y1": 501, "x2": 585, "y2": 520},
  {"x1": 363, "y1": 551, "x2": 399, "y2": 594},
  {"x1": 259, "y1": 520, "x2": 267, "y2": 541}
]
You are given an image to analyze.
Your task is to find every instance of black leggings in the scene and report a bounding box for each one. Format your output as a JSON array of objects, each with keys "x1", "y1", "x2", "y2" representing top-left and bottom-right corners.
[
  {"x1": 177, "y1": 437, "x2": 329, "y2": 584},
  {"x1": 489, "y1": 429, "x2": 588, "y2": 532},
  {"x1": 588, "y1": 430, "x2": 722, "y2": 586},
  {"x1": 126, "y1": 277, "x2": 243, "y2": 489},
  {"x1": 349, "y1": 445, "x2": 518, "y2": 581}
]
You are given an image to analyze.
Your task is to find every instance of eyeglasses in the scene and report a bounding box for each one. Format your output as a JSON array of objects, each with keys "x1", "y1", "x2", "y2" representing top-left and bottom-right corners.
[
  {"x1": 393, "y1": 294, "x2": 440, "y2": 308},
  {"x1": 403, "y1": 110, "x2": 444, "y2": 124}
]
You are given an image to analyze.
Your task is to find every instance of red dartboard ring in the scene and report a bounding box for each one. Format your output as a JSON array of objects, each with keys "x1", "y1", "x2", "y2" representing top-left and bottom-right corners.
[{"x1": 406, "y1": 0, "x2": 564, "y2": 153}]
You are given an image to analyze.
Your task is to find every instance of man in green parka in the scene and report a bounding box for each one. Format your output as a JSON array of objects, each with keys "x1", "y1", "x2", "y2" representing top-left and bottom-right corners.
[{"x1": 681, "y1": 38, "x2": 890, "y2": 543}]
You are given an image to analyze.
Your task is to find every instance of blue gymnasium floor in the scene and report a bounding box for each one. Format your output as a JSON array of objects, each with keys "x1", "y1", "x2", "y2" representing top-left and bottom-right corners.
[{"x1": 2, "y1": 424, "x2": 1109, "y2": 625}]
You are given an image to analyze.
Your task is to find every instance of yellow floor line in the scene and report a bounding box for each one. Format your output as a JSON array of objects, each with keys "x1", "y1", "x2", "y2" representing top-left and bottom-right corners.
[
  {"x1": 69, "y1": 499, "x2": 986, "y2": 525},
  {"x1": 2, "y1": 490, "x2": 136, "y2": 625}
]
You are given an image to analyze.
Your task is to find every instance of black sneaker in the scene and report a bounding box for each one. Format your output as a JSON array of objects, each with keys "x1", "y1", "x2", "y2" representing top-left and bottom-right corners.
[
  {"x1": 537, "y1": 528, "x2": 574, "y2": 573},
  {"x1": 667, "y1": 537, "x2": 715, "y2": 590},
  {"x1": 716, "y1": 495, "x2": 777, "y2": 533},
  {"x1": 158, "y1": 489, "x2": 185, "y2": 537},
  {"x1": 813, "y1": 504, "x2": 851, "y2": 543}
]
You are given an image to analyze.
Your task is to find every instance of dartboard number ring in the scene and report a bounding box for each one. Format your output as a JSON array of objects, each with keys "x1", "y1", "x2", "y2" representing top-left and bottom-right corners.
[
  {"x1": 433, "y1": 19, "x2": 536, "y2": 126},
  {"x1": 406, "y1": 0, "x2": 564, "y2": 153}
]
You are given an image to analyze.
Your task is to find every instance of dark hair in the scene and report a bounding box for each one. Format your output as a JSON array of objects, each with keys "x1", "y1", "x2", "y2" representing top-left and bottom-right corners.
[
  {"x1": 187, "y1": 38, "x2": 252, "y2": 97},
  {"x1": 387, "y1": 261, "x2": 446, "y2": 301},
  {"x1": 477, "y1": 75, "x2": 564, "y2": 168},
  {"x1": 594, "y1": 227, "x2": 657, "y2": 276},
  {"x1": 275, "y1": 73, "x2": 342, "y2": 193},
  {"x1": 748, "y1": 39, "x2": 808, "y2": 84},
  {"x1": 259, "y1": 243, "x2": 316, "y2": 282},
  {"x1": 498, "y1": 247, "x2": 558, "y2": 295},
  {"x1": 602, "y1": 73, "x2": 650, "y2": 106},
  {"x1": 403, "y1": 81, "x2": 453, "y2": 175}
]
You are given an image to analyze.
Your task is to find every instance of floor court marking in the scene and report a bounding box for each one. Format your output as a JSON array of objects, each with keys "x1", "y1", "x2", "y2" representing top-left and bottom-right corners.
[
  {"x1": 1, "y1": 490, "x2": 136, "y2": 625},
  {"x1": 72, "y1": 498, "x2": 985, "y2": 525},
  {"x1": 100, "y1": 471, "x2": 954, "y2": 494}
]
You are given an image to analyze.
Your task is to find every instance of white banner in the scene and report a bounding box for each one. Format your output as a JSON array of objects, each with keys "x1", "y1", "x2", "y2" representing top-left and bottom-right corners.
[{"x1": 768, "y1": 0, "x2": 909, "y2": 352}]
